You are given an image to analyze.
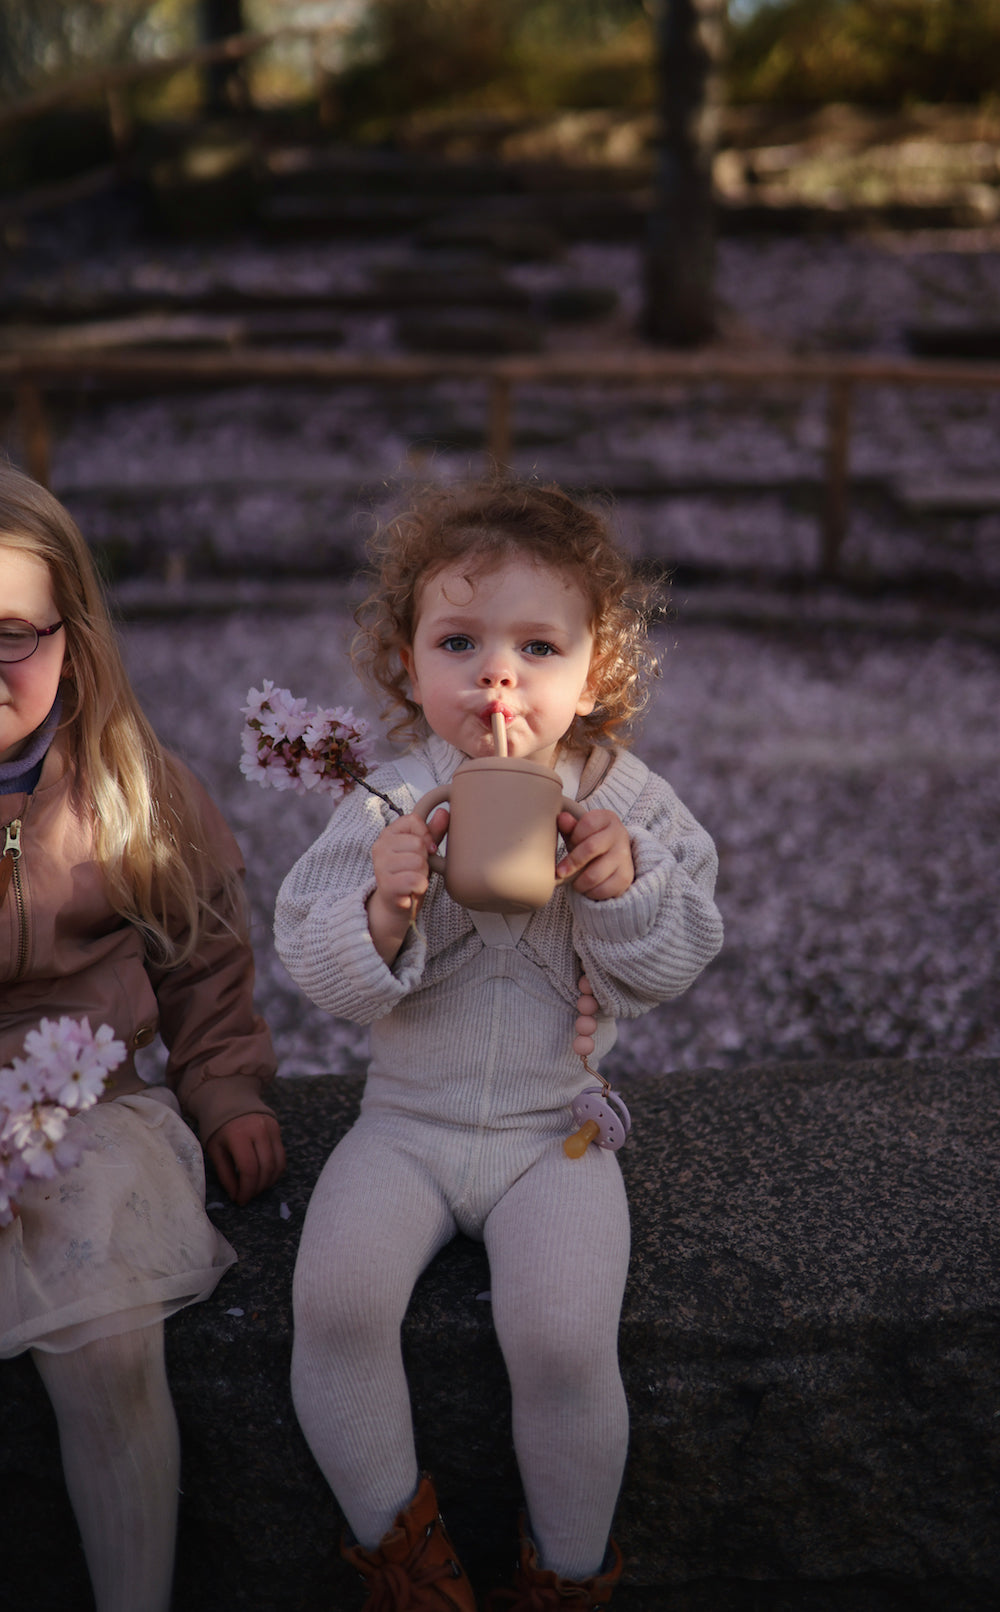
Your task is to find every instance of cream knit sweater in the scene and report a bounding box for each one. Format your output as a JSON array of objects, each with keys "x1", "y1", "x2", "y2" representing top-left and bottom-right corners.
[{"x1": 274, "y1": 735, "x2": 723, "y2": 1124}]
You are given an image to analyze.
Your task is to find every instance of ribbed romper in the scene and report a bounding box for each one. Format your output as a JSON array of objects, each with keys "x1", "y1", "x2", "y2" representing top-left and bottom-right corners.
[{"x1": 274, "y1": 733, "x2": 723, "y2": 1572}]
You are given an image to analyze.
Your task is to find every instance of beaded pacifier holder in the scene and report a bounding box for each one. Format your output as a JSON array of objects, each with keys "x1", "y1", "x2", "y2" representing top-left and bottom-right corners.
[{"x1": 563, "y1": 971, "x2": 632, "y2": 1161}]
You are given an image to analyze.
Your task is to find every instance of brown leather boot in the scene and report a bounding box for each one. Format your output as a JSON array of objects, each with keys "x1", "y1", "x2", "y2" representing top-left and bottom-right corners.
[
  {"x1": 486, "y1": 1520, "x2": 623, "y2": 1609},
  {"x1": 341, "y1": 1473, "x2": 477, "y2": 1610}
]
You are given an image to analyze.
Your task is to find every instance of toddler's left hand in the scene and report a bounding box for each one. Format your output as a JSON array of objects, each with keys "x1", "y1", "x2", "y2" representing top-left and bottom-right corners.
[
  {"x1": 556, "y1": 808, "x2": 634, "y2": 901},
  {"x1": 206, "y1": 1112, "x2": 286, "y2": 1206}
]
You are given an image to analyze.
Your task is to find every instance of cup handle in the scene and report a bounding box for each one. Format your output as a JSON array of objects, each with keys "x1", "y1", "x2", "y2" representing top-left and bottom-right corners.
[{"x1": 412, "y1": 785, "x2": 451, "y2": 875}]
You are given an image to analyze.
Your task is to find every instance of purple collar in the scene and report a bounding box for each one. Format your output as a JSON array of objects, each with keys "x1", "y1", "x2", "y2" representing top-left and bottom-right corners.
[{"x1": 0, "y1": 695, "x2": 62, "y2": 794}]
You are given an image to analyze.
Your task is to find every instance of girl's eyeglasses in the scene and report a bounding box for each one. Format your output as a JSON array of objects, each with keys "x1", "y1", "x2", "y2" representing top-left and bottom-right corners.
[{"x1": 0, "y1": 618, "x2": 65, "y2": 663}]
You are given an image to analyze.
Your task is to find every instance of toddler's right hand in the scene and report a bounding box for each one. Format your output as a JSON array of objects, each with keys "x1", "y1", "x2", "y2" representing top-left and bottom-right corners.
[
  {"x1": 367, "y1": 808, "x2": 449, "y2": 963},
  {"x1": 370, "y1": 809, "x2": 448, "y2": 911}
]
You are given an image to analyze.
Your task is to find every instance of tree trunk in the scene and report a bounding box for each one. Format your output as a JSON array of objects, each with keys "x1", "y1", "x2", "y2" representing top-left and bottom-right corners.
[
  {"x1": 643, "y1": 0, "x2": 727, "y2": 346},
  {"x1": 199, "y1": 0, "x2": 247, "y2": 114}
]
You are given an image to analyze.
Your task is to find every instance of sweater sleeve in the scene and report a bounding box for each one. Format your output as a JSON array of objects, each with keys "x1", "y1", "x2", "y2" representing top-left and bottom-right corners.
[
  {"x1": 566, "y1": 760, "x2": 724, "y2": 1020},
  {"x1": 145, "y1": 766, "x2": 278, "y2": 1147},
  {"x1": 273, "y1": 773, "x2": 428, "y2": 1025}
]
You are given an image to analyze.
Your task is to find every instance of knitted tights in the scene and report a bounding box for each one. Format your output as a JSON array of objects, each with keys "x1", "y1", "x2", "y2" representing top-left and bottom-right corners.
[
  {"x1": 33, "y1": 1321, "x2": 179, "y2": 1612},
  {"x1": 292, "y1": 1126, "x2": 630, "y2": 1581}
]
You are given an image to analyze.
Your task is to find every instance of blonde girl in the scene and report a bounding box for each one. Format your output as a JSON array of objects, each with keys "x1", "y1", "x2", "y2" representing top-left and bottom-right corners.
[
  {"x1": 276, "y1": 476, "x2": 723, "y2": 1610},
  {"x1": 0, "y1": 461, "x2": 285, "y2": 1612}
]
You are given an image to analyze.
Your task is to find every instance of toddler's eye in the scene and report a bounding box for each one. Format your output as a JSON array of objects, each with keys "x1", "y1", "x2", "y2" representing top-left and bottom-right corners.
[
  {"x1": 525, "y1": 640, "x2": 557, "y2": 657},
  {"x1": 441, "y1": 634, "x2": 473, "y2": 653}
]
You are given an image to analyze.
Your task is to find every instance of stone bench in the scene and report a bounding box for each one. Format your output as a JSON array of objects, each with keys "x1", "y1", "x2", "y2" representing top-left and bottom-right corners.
[{"x1": 7, "y1": 1056, "x2": 1000, "y2": 1612}]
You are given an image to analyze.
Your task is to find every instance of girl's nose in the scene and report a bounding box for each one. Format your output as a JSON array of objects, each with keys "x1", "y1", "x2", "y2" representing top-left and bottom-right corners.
[{"x1": 478, "y1": 666, "x2": 512, "y2": 687}]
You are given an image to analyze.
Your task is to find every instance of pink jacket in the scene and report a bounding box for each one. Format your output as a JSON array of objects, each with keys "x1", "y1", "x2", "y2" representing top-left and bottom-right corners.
[{"x1": 0, "y1": 734, "x2": 277, "y2": 1146}]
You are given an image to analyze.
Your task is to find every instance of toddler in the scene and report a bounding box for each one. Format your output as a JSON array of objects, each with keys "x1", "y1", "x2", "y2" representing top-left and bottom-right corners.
[{"x1": 274, "y1": 477, "x2": 723, "y2": 1609}]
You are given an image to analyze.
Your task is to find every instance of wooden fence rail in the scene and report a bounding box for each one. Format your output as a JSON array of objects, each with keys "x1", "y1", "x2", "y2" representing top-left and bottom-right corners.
[{"x1": 5, "y1": 346, "x2": 1000, "y2": 579}]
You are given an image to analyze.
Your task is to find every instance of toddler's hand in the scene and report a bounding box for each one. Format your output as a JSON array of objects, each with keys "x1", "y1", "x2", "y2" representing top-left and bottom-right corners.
[
  {"x1": 556, "y1": 808, "x2": 634, "y2": 901},
  {"x1": 367, "y1": 808, "x2": 449, "y2": 964},
  {"x1": 370, "y1": 809, "x2": 449, "y2": 911}
]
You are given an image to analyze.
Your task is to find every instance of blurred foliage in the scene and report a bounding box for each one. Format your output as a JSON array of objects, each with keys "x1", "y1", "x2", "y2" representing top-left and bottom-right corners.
[
  {"x1": 727, "y1": 0, "x2": 1000, "y2": 106},
  {"x1": 330, "y1": 0, "x2": 654, "y2": 130},
  {"x1": 0, "y1": 0, "x2": 192, "y2": 98},
  {"x1": 2, "y1": 0, "x2": 1000, "y2": 130},
  {"x1": 331, "y1": 0, "x2": 1000, "y2": 126}
]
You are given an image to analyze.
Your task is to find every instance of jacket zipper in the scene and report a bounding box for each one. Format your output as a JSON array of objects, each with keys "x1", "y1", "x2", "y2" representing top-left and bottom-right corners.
[{"x1": 4, "y1": 818, "x2": 28, "y2": 981}]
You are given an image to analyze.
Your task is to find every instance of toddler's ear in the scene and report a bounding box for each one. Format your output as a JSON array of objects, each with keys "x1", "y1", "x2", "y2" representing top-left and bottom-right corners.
[
  {"x1": 575, "y1": 675, "x2": 597, "y2": 719},
  {"x1": 399, "y1": 645, "x2": 422, "y2": 705}
]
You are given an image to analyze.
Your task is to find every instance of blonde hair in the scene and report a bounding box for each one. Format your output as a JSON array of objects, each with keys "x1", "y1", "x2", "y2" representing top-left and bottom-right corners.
[
  {"x1": 353, "y1": 476, "x2": 662, "y2": 749},
  {"x1": 0, "y1": 462, "x2": 240, "y2": 966}
]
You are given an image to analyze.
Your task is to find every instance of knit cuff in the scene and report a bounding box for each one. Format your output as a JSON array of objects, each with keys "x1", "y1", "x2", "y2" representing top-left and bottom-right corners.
[
  {"x1": 276, "y1": 882, "x2": 421, "y2": 1023},
  {"x1": 567, "y1": 829, "x2": 674, "y2": 944}
]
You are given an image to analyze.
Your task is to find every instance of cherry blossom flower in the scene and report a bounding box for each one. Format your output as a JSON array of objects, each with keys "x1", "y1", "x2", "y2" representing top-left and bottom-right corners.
[
  {"x1": 240, "y1": 684, "x2": 395, "y2": 810},
  {"x1": 0, "y1": 1017, "x2": 125, "y2": 1226},
  {"x1": 5, "y1": 1104, "x2": 83, "y2": 1180},
  {"x1": 0, "y1": 1058, "x2": 39, "y2": 1112}
]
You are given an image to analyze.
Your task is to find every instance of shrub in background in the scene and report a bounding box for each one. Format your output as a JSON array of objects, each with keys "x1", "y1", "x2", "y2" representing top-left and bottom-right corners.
[{"x1": 728, "y1": 0, "x2": 1000, "y2": 107}]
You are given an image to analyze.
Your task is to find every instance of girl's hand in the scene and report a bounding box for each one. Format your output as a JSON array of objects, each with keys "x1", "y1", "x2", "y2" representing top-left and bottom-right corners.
[
  {"x1": 556, "y1": 808, "x2": 634, "y2": 901},
  {"x1": 367, "y1": 808, "x2": 449, "y2": 964},
  {"x1": 207, "y1": 1113, "x2": 286, "y2": 1206}
]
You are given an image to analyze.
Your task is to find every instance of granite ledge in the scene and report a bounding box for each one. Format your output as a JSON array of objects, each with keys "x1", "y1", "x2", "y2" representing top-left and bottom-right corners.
[{"x1": 5, "y1": 1055, "x2": 999, "y2": 1611}]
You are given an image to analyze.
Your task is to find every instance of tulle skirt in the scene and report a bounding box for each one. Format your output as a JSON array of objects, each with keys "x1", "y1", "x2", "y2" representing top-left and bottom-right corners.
[{"x1": 0, "y1": 1088, "x2": 236, "y2": 1358}]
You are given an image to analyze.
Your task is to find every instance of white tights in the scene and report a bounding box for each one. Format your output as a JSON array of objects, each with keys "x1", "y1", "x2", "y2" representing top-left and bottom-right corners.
[
  {"x1": 33, "y1": 1322, "x2": 179, "y2": 1612},
  {"x1": 292, "y1": 1125, "x2": 631, "y2": 1581}
]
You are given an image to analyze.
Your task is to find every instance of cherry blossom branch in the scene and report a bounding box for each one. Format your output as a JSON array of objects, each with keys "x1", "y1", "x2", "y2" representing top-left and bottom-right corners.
[
  {"x1": 240, "y1": 682, "x2": 402, "y2": 815},
  {"x1": 0, "y1": 1017, "x2": 126, "y2": 1225}
]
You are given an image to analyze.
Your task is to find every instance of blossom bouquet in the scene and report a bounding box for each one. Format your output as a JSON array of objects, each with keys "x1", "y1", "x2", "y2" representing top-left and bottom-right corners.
[
  {"x1": 240, "y1": 682, "x2": 378, "y2": 797},
  {"x1": 241, "y1": 682, "x2": 401, "y2": 814},
  {"x1": 0, "y1": 1017, "x2": 126, "y2": 1226}
]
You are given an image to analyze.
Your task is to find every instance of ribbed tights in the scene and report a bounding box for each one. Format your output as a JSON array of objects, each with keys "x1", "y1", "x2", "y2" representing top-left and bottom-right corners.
[
  {"x1": 292, "y1": 1129, "x2": 630, "y2": 1581},
  {"x1": 33, "y1": 1322, "x2": 179, "y2": 1612}
]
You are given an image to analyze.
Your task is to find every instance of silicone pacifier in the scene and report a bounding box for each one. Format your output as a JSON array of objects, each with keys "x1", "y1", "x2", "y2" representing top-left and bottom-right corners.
[{"x1": 563, "y1": 1084, "x2": 632, "y2": 1160}]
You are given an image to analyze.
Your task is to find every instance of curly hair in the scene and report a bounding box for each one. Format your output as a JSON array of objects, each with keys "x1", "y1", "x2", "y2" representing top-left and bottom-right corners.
[{"x1": 352, "y1": 476, "x2": 663, "y2": 750}]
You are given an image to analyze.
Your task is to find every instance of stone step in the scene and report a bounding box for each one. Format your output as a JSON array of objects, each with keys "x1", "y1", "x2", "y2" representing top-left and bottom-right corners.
[
  {"x1": 896, "y1": 477, "x2": 1000, "y2": 515},
  {"x1": 6, "y1": 1057, "x2": 999, "y2": 1610},
  {"x1": 263, "y1": 142, "x2": 652, "y2": 199},
  {"x1": 906, "y1": 323, "x2": 1000, "y2": 361},
  {"x1": 257, "y1": 187, "x2": 652, "y2": 244}
]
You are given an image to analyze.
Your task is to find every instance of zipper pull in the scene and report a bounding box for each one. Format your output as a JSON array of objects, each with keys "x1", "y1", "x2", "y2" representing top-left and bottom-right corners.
[{"x1": 0, "y1": 818, "x2": 19, "y2": 907}]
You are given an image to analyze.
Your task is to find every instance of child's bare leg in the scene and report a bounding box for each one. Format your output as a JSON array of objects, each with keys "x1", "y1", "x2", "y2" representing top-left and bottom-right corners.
[
  {"x1": 485, "y1": 1145, "x2": 630, "y2": 1580},
  {"x1": 33, "y1": 1321, "x2": 179, "y2": 1612},
  {"x1": 291, "y1": 1122, "x2": 455, "y2": 1546}
]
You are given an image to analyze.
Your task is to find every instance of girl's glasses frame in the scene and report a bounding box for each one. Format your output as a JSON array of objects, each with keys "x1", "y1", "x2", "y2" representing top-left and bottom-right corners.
[{"x1": 0, "y1": 618, "x2": 65, "y2": 663}]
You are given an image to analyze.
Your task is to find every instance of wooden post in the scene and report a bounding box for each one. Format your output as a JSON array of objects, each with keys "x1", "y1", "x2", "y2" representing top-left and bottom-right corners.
[
  {"x1": 823, "y1": 376, "x2": 853, "y2": 579},
  {"x1": 643, "y1": 0, "x2": 727, "y2": 345},
  {"x1": 488, "y1": 374, "x2": 512, "y2": 468},
  {"x1": 16, "y1": 379, "x2": 51, "y2": 489},
  {"x1": 105, "y1": 86, "x2": 134, "y2": 160},
  {"x1": 199, "y1": 2, "x2": 250, "y2": 113}
]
